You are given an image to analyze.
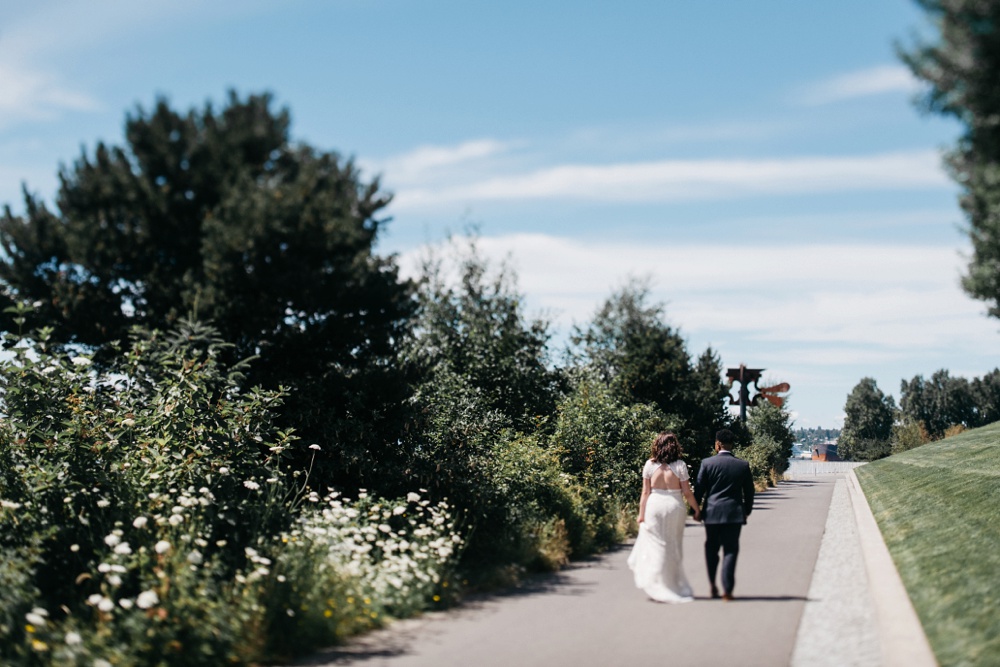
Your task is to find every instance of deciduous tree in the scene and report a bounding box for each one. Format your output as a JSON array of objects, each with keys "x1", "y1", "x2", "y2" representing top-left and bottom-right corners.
[{"x1": 0, "y1": 92, "x2": 416, "y2": 482}]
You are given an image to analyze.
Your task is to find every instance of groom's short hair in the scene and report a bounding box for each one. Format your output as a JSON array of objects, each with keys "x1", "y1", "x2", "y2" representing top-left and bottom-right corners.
[{"x1": 715, "y1": 429, "x2": 735, "y2": 449}]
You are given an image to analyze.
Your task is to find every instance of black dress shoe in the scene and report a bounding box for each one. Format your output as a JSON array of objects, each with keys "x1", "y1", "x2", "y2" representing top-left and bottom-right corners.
[{"x1": 710, "y1": 586, "x2": 720, "y2": 599}]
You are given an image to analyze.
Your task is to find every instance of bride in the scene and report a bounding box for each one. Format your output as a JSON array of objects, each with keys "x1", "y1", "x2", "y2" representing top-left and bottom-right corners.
[{"x1": 627, "y1": 431, "x2": 701, "y2": 603}]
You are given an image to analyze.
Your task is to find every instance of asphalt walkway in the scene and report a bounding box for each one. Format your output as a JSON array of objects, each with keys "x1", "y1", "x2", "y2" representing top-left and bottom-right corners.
[{"x1": 294, "y1": 476, "x2": 840, "y2": 667}]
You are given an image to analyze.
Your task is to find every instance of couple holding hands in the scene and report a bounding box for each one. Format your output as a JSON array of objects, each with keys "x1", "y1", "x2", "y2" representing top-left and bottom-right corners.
[{"x1": 627, "y1": 429, "x2": 755, "y2": 603}]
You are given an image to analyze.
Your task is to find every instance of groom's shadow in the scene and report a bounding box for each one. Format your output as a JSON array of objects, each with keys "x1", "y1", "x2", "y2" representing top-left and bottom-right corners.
[{"x1": 695, "y1": 594, "x2": 810, "y2": 602}]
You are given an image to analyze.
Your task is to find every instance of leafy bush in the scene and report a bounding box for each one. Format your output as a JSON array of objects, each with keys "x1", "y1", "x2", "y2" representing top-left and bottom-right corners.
[
  {"x1": 744, "y1": 400, "x2": 795, "y2": 484},
  {"x1": 0, "y1": 320, "x2": 459, "y2": 665},
  {"x1": 550, "y1": 374, "x2": 669, "y2": 550},
  {"x1": 891, "y1": 416, "x2": 930, "y2": 455},
  {"x1": 735, "y1": 435, "x2": 784, "y2": 488}
]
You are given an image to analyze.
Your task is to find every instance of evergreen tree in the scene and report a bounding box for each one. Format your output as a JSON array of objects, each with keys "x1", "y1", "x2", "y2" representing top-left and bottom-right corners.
[
  {"x1": 901, "y1": 1, "x2": 1000, "y2": 318},
  {"x1": 0, "y1": 92, "x2": 416, "y2": 483},
  {"x1": 841, "y1": 377, "x2": 896, "y2": 461}
]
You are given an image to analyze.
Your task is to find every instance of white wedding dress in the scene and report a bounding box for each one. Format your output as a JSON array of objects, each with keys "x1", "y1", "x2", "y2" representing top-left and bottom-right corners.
[{"x1": 627, "y1": 459, "x2": 694, "y2": 603}]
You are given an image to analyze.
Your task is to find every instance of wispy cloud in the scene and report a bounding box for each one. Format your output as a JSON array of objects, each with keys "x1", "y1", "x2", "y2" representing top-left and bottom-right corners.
[
  {"x1": 362, "y1": 139, "x2": 515, "y2": 184},
  {"x1": 401, "y1": 232, "x2": 1000, "y2": 425},
  {"x1": 390, "y1": 150, "x2": 947, "y2": 209},
  {"x1": 795, "y1": 64, "x2": 922, "y2": 106},
  {"x1": 400, "y1": 233, "x2": 991, "y2": 349},
  {"x1": 0, "y1": 62, "x2": 100, "y2": 126}
]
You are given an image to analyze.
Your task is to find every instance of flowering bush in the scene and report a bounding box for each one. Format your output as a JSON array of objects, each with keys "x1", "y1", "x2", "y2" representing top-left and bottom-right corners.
[{"x1": 0, "y1": 319, "x2": 460, "y2": 665}]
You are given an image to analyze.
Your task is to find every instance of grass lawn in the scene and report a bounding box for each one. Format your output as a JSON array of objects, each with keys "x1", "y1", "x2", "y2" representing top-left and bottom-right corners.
[{"x1": 856, "y1": 421, "x2": 1000, "y2": 667}]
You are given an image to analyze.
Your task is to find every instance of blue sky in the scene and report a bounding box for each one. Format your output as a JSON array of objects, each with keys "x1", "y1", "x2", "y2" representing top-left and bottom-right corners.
[{"x1": 2, "y1": 0, "x2": 999, "y2": 428}]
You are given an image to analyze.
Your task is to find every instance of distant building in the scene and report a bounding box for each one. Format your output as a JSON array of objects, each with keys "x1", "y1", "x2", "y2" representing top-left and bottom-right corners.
[{"x1": 811, "y1": 442, "x2": 841, "y2": 462}]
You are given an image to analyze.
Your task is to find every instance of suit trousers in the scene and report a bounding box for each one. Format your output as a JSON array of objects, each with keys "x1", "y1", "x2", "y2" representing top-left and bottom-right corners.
[{"x1": 704, "y1": 523, "x2": 742, "y2": 595}]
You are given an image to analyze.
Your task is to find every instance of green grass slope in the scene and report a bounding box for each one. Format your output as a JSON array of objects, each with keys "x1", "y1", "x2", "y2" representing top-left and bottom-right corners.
[{"x1": 856, "y1": 421, "x2": 1000, "y2": 667}]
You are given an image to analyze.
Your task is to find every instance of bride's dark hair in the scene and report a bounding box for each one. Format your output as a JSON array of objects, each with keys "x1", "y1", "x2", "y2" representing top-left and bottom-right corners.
[{"x1": 651, "y1": 431, "x2": 682, "y2": 464}]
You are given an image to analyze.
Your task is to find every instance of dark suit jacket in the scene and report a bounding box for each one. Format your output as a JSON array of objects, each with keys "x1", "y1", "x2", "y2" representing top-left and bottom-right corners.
[{"x1": 695, "y1": 451, "x2": 755, "y2": 525}]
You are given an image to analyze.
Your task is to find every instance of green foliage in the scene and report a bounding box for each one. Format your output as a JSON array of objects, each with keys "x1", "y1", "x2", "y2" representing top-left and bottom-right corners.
[
  {"x1": 841, "y1": 377, "x2": 896, "y2": 461},
  {"x1": 0, "y1": 321, "x2": 458, "y2": 665},
  {"x1": 900, "y1": 369, "x2": 979, "y2": 439},
  {"x1": 572, "y1": 280, "x2": 728, "y2": 467},
  {"x1": 550, "y1": 373, "x2": 670, "y2": 549},
  {"x1": 891, "y1": 414, "x2": 931, "y2": 455},
  {"x1": 739, "y1": 400, "x2": 796, "y2": 485},
  {"x1": 734, "y1": 435, "x2": 783, "y2": 488},
  {"x1": 971, "y1": 369, "x2": 1000, "y2": 425},
  {"x1": 405, "y1": 238, "x2": 561, "y2": 432},
  {"x1": 0, "y1": 91, "x2": 417, "y2": 493},
  {"x1": 901, "y1": 1, "x2": 1000, "y2": 318}
]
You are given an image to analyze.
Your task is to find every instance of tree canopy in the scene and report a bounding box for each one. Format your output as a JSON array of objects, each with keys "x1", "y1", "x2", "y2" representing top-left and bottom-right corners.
[
  {"x1": 0, "y1": 92, "x2": 416, "y2": 480},
  {"x1": 901, "y1": 0, "x2": 1000, "y2": 318},
  {"x1": 840, "y1": 377, "x2": 896, "y2": 460}
]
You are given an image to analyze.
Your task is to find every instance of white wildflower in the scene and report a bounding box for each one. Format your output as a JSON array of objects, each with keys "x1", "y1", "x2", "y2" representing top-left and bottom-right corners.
[
  {"x1": 96, "y1": 499, "x2": 111, "y2": 508},
  {"x1": 24, "y1": 612, "x2": 46, "y2": 627},
  {"x1": 64, "y1": 631, "x2": 82, "y2": 646},
  {"x1": 107, "y1": 575, "x2": 122, "y2": 587},
  {"x1": 95, "y1": 660, "x2": 113, "y2": 667},
  {"x1": 218, "y1": 467, "x2": 230, "y2": 475},
  {"x1": 103, "y1": 534, "x2": 120, "y2": 547},
  {"x1": 308, "y1": 444, "x2": 321, "y2": 451},
  {"x1": 70, "y1": 544, "x2": 80, "y2": 552},
  {"x1": 187, "y1": 550, "x2": 203, "y2": 565},
  {"x1": 98, "y1": 563, "x2": 111, "y2": 573},
  {"x1": 154, "y1": 540, "x2": 171, "y2": 554},
  {"x1": 168, "y1": 514, "x2": 184, "y2": 526},
  {"x1": 70, "y1": 356, "x2": 91, "y2": 367},
  {"x1": 1, "y1": 499, "x2": 22, "y2": 510},
  {"x1": 378, "y1": 524, "x2": 392, "y2": 534},
  {"x1": 243, "y1": 480, "x2": 260, "y2": 490},
  {"x1": 135, "y1": 590, "x2": 159, "y2": 609},
  {"x1": 113, "y1": 542, "x2": 131, "y2": 555},
  {"x1": 406, "y1": 492, "x2": 421, "y2": 503},
  {"x1": 97, "y1": 598, "x2": 114, "y2": 613},
  {"x1": 392, "y1": 506, "x2": 406, "y2": 516},
  {"x1": 132, "y1": 516, "x2": 148, "y2": 529},
  {"x1": 119, "y1": 598, "x2": 134, "y2": 609}
]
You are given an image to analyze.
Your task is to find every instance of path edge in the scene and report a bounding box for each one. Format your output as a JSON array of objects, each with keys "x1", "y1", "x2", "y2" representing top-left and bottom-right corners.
[{"x1": 846, "y1": 469, "x2": 937, "y2": 667}]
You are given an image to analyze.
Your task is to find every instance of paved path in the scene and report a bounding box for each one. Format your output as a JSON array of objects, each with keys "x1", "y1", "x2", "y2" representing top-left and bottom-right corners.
[
  {"x1": 791, "y1": 476, "x2": 880, "y2": 667},
  {"x1": 294, "y1": 477, "x2": 838, "y2": 667}
]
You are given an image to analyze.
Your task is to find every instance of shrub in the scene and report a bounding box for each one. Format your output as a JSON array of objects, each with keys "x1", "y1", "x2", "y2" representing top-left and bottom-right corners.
[
  {"x1": 0, "y1": 320, "x2": 460, "y2": 665},
  {"x1": 745, "y1": 401, "x2": 796, "y2": 483},
  {"x1": 735, "y1": 435, "x2": 784, "y2": 488},
  {"x1": 550, "y1": 374, "x2": 669, "y2": 549},
  {"x1": 891, "y1": 416, "x2": 930, "y2": 455}
]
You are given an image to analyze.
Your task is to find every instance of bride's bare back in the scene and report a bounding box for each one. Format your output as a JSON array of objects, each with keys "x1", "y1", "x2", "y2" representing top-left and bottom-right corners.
[{"x1": 649, "y1": 463, "x2": 682, "y2": 490}]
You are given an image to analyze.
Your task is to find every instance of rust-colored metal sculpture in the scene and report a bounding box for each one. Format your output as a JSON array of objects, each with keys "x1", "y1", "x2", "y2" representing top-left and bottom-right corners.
[{"x1": 726, "y1": 364, "x2": 790, "y2": 421}]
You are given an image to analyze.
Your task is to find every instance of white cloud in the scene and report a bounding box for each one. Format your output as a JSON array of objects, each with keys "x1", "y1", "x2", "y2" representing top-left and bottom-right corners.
[
  {"x1": 390, "y1": 150, "x2": 947, "y2": 209},
  {"x1": 0, "y1": 63, "x2": 100, "y2": 126},
  {"x1": 401, "y1": 232, "x2": 993, "y2": 347},
  {"x1": 796, "y1": 65, "x2": 922, "y2": 106},
  {"x1": 401, "y1": 232, "x2": 1000, "y2": 426}
]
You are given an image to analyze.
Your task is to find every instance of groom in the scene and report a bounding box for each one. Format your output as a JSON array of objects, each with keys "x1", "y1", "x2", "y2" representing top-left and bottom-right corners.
[{"x1": 695, "y1": 428, "x2": 755, "y2": 601}]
